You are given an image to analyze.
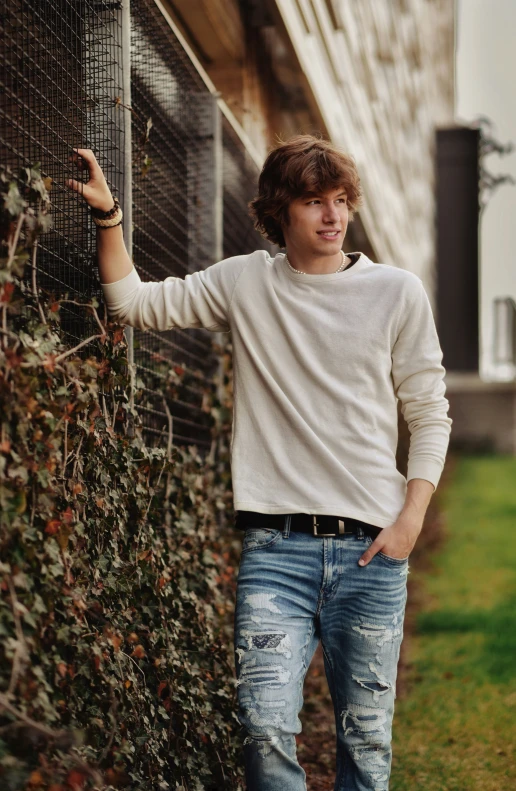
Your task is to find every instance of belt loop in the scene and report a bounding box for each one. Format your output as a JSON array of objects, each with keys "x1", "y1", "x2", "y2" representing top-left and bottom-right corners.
[{"x1": 283, "y1": 513, "x2": 292, "y2": 539}]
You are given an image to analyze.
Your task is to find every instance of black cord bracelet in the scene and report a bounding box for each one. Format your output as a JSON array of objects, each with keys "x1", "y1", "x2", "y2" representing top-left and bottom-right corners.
[{"x1": 91, "y1": 197, "x2": 119, "y2": 219}]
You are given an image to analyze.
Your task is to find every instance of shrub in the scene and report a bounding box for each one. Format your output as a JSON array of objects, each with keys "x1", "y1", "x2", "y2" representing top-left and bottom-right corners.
[{"x1": 0, "y1": 164, "x2": 244, "y2": 790}]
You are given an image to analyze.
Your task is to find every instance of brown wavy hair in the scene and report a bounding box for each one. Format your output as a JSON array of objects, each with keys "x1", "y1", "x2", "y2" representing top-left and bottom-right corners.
[{"x1": 248, "y1": 134, "x2": 363, "y2": 248}]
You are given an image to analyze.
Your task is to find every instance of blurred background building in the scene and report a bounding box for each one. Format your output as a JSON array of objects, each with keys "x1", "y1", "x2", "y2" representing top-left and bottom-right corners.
[
  {"x1": 442, "y1": 0, "x2": 516, "y2": 454},
  {"x1": 1, "y1": 0, "x2": 514, "y2": 455}
]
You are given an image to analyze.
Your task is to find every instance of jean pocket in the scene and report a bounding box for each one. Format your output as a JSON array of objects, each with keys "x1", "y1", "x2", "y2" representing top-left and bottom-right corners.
[
  {"x1": 364, "y1": 534, "x2": 409, "y2": 564},
  {"x1": 241, "y1": 527, "x2": 282, "y2": 554}
]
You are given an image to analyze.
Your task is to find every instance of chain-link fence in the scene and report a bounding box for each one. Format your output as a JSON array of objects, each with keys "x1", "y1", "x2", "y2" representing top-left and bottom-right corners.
[{"x1": 1, "y1": 0, "x2": 272, "y2": 451}]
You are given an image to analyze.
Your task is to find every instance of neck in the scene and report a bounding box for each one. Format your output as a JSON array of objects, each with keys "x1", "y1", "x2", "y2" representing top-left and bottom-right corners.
[{"x1": 285, "y1": 247, "x2": 346, "y2": 274}]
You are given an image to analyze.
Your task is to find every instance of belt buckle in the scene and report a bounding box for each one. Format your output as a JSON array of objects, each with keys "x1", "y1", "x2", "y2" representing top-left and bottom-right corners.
[{"x1": 312, "y1": 516, "x2": 347, "y2": 537}]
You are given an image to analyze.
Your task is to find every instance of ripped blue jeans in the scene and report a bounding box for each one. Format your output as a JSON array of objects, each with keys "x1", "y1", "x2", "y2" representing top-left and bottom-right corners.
[{"x1": 234, "y1": 517, "x2": 409, "y2": 791}]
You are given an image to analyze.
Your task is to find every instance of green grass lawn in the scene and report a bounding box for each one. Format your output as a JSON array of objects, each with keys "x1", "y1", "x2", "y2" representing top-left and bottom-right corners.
[{"x1": 391, "y1": 455, "x2": 516, "y2": 791}]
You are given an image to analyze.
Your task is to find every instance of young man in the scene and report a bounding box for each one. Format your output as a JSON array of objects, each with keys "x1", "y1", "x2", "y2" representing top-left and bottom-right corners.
[{"x1": 67, "y1": 135, "x2": 452, "y2": 791}]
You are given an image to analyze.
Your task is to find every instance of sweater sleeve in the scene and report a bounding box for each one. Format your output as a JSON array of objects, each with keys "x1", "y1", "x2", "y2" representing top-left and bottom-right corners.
[
  {"x1": 391, "y1": 278, "x2": 452, "y2": 490},
  {"x1": 100, "y1": 255, "x2": 250, "y2": 332}
]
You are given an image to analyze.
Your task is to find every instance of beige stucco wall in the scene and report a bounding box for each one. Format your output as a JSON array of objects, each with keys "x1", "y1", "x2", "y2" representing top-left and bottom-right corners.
[{"x1": 273, "y1": 0, "x2": 456, "y2": 296}]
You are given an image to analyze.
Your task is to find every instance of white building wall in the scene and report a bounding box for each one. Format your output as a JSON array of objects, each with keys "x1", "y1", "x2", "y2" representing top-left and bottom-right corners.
[{"x1": 455, "y1": 0, "x2": 516, "y2": 381}]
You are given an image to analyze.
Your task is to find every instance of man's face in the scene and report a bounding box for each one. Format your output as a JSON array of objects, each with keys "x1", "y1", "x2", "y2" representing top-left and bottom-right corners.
[{"x1": 282, "y1": 186, "x2": 349, "y2": 256}]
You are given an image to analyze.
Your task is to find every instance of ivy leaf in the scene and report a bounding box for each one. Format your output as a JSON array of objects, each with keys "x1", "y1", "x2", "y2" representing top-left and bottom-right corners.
[
  {"x1": 0, "y1": 162, "x2": 242, "y2": 790},
  {"x1": 3, "y1": 180, "x2": 25, "y2": 215},
  {"x1": 45, "y1": 519, "x2": 60, "y2": 535}
]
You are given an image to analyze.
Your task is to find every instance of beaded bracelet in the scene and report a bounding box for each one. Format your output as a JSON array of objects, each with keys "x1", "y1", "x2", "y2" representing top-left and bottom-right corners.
[{"x1": 91, "y1": 197, "x2": 119, "y2": 219}]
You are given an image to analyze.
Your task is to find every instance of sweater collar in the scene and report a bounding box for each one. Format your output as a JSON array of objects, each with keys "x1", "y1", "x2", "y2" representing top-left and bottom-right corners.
[{"x1": 278, "y1": 251, "x2": 372, "y2": 282}]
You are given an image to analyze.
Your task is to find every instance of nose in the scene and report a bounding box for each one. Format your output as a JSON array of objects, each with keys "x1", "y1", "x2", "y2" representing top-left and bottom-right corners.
[{"x1": 322, "y1": 202, "x2": 340, "y2": 223}]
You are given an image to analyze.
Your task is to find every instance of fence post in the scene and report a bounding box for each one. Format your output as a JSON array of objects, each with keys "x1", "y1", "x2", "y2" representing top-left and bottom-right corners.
[
  {"x1": 208, "y1": 95, "x2": 226, "y2": 469},
  {"x1": 121, "y1": 0, "x2": 135, "y2": 419},
  {"x1": 213, "y1": 94, "x2": 224, "y2": 264}
]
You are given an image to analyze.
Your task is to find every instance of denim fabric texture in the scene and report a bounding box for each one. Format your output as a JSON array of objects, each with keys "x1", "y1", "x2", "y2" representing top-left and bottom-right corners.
[{"x1": 234, "y1": 517, "x2": 409, "y2": 791}]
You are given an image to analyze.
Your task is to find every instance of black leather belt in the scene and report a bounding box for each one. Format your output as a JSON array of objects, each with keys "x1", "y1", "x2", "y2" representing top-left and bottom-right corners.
[{"x1": 234, "y1": 510, "x2": 382, "y2": 540}]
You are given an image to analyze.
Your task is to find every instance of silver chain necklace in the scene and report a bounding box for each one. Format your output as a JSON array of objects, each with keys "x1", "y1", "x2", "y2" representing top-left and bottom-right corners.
[{"x1": 285, "y1": 249, "x2": 348, "y2": 275}]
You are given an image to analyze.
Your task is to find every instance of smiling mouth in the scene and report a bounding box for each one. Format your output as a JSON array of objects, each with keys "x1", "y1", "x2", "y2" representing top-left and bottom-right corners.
[{"x1": 317, "y1": 230, "x2": 340, "y2": 238}]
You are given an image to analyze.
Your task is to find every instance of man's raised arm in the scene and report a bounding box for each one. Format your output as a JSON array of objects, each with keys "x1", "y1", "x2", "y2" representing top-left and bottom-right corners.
[
  {"x1": 66, "y1": 148, "x2": 133, "y2": 285},
  {"x1": 66, "y1": 148, "x2": 247, "y2": 332}
]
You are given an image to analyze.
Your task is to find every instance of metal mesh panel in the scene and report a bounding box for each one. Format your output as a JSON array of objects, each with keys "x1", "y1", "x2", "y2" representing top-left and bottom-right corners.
[
  {"x1": 1, "y1": 0, "x2": 275, "y2": 452},
  {"x1": 222, "y1": 116, "x2": 276, "y2": 259},
  {"x1": 129, "y1": 0, "x2": 220, "y2": 449},
  {"x1": 0, "y1": 0, "x2": 126, "y2": 345}
]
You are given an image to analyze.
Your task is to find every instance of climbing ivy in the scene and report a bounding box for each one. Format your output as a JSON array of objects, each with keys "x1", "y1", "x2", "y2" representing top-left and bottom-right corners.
[{"x1": 0, "y1": 164, "x2": 244, "y2": 790}]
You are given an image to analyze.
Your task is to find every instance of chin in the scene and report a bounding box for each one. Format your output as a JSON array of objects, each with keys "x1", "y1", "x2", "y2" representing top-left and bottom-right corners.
[{"x1": 315, "y1": 243, "x2": 342, "y2": 255}]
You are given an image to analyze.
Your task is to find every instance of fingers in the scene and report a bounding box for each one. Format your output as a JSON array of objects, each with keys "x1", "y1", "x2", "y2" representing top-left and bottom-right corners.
[
  {"x1": 66, "y1": 178, "x2": 85, "y2": 196},
  {"x1": 70, "y1": 147, "x2": 96, "y2": 164},
  {"x1": 66, "y1": 148, "x2": 111, "y2": 206},
  {"x1": 69, "y1": 147, "x2": 102, "y2": 180},
  {"x1": 358, "y1": 539, "x2": 382, "y2": 566}
]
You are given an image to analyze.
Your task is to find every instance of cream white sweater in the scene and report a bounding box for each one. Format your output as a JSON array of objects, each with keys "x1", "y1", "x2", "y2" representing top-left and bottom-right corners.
[{"x1": 101, "y1": 251, "x2": 452, "y2": 528}]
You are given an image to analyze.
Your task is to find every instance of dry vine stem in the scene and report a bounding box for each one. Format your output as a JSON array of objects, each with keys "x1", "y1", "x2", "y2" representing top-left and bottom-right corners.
[
  {"x1": 6, "y1": 577, "x2": 29, "y2": 696},
  {"x1": 0, "y1": 693, "x2": 67, "y2": 740},
  {"x1": 58, "y1": 299, "x2": 106, "y2": 336},
  {"x1": 31, "y1": 236, "x2": 47, "y2": 325},
  {"x1": 7, "y1": 213, "x2": 24, "y2": 265},
  {"x1": 54, "y1": 333, "x2": 106, "y2": 364}
]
